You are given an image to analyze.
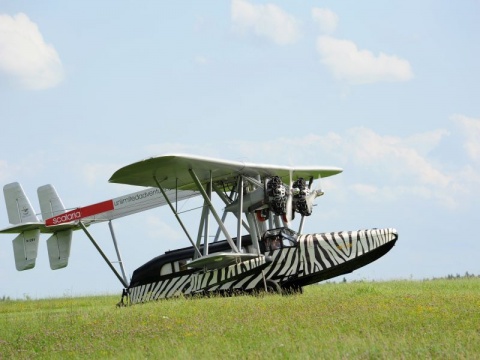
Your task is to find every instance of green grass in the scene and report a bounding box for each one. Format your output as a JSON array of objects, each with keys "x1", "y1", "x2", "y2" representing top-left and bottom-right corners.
[{"x1": 1, "y1": 278, "x2": 479, "y2": 359}]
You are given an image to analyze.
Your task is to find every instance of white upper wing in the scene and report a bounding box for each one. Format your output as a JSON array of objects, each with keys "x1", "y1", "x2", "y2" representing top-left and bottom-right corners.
[{"x1": 109, "y1": 153, "x2": 343, "y2": 189}]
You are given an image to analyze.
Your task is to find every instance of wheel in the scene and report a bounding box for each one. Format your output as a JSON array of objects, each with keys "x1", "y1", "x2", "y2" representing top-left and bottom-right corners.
[{"x1": 265, "y1": 280, "x2": 282, "y2": 294}]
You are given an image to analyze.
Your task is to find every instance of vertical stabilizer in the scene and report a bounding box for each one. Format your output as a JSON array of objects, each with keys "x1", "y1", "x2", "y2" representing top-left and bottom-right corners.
[
  {"x1": 37, "y1": 184, "x2": 66, "y2": 220},
  {"x1": 46, "y1": 230, "x2": 72, "y2": 270},
  {"x1": 4, "y1": 182, "x2": 39, "y2": 225},
  {"x1": 12, "y1": 230, "x2": 40, "y2": 270},
  {"x1": 37, "y1": 184, "x2": 72, "y2": 270},
  {"x1": 3, "y1": 183, "x2": 41, "y2": 270}
]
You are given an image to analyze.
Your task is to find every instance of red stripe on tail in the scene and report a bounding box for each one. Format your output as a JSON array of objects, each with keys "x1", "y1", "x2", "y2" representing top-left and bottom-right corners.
[{"x1": 45, "y1": 200, "x2": 114, "y2": 226}]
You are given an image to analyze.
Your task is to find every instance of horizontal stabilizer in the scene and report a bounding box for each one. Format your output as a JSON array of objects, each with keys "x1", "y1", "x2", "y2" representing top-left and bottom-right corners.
[
  {"x1": 46, "y1": 230, "x2": 72, "y2": 270},
  {"x1": 12, "y1": 229, "x2": 40, "y2": 271},
  {"x1": 0, "y1": 222, "x2": 46, "y2": 234}
]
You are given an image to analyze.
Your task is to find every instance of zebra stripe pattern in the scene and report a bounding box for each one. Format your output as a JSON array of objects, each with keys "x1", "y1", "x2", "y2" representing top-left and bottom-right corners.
[
  {"x1": 128, "y1": 228, "x2": 397, "y2": 304},
  {"x1": 129, "y1": 256, "x2": 268, "y2": 304}
]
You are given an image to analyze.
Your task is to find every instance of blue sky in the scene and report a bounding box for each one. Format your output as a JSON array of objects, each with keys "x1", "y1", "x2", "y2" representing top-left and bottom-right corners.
[{"x1": 1, "y1": 1, "x2": 479, "y2": 299}]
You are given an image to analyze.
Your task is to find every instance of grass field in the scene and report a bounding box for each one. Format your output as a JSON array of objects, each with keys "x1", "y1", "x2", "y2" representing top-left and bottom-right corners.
[{"x1": 1, "y1": 278, "x2": 479, "y2": 359}]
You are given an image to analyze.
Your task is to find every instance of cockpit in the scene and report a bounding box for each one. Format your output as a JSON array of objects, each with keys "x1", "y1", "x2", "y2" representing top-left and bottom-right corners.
[{"x1": 260, "y1": 227, "x2": 298, "y2": 253}]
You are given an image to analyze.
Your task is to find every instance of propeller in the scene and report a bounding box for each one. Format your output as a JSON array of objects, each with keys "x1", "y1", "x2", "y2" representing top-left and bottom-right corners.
[
  {"x1": 283, "y1": 169, "x2": 294, "y2": 224},
  {"x1": 305, "y1": 187, "x2": 323, "y2": 214},
  {"x1": 292, "y1": 176, "x2": 324, "y2": 217},
  {"x1": 294, "y1": 176, "x2": 324, "y2": 234}
]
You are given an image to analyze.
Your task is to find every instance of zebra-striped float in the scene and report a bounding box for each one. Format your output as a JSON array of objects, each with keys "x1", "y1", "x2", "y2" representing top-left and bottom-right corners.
[{"x1": 127, "y1": 227, "x2": 397, "y2": 304}]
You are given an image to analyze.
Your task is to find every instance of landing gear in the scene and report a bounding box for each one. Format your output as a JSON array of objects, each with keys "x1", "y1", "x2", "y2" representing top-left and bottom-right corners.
[
  {"x1": 116, "y1": 288, "x2": 129, "y2": 307},
  {"x1": 265, "y1": 279, "x2": 282, "y2": 294}
]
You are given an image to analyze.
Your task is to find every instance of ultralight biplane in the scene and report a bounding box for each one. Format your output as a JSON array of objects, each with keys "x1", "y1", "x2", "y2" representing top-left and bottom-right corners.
[{"x1": 1, "y1": 154, "x2": 398, "y2": 304}]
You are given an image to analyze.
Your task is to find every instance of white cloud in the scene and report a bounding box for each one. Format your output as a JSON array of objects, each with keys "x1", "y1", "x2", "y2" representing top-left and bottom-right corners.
[
  {"x1": 312, "y1": 8, "x2": 338, "y2": 34},
  {"x1": 351, "y1": 184, "x2": 414, "y2": 200},
  {"x1": 225, "y1": 127, "x2": 460, "y2": 207},
  {"x1": 231, "y1": 0, "x2": 300, "y2": 45},
  {"x1": 350, "y1": 183, "x2": 378, "y2": 197},
  {"x1": 403, "y1": 129, "x2": 450, "y2": 156},
  {"x1": 82, "y1": 163, "x2": 118, "y2": 187},
  {"x1": 138, "y1": 123, "x2": 477, "y2": 210},
  {"x1": 316, "y1": 35, "x2": 414, "y2": 84},
  {"x1": 146, "y1": 215, "x2": 183, "y2": 242},
  {"x1": 194, "y1": 55, "x2": 208, "y2": 65},
  {"x1": 452, "y1": 114, "x2": 480, "y2": 162},
  {"x1": 0, "y1": 13, "x2": 64, "y2": 90},
  {"x1": 344, "y1": 127, "x2": 451, "y2": 188},
  {"x1": 457, "y1": 165, "x2": 480, "y2": 191}
]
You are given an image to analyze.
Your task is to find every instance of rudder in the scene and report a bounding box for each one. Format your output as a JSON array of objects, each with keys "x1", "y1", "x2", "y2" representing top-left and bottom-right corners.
[
  {"x1": 38, "y1": 184, "x2": 72, "y2": 270},
  {"x1": 46, "y1": 230, "x2": 72, "y2": 270},
  {"x1": 37, "y1": 184, "x2": 67, "y2": 219},
  {"x1": 4, "y1": 182, "x2": 39, "y2": 225},
  {"x1": 3, "y1": 182, "x2": 41, "y2": 270}
]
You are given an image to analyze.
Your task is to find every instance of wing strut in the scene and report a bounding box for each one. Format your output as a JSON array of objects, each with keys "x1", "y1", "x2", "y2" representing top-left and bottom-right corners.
[
  {"x1": 246, "y1": 212, "x2": 262, "y2": 255},
  {"x1": 196, "y1": 179, "x2": 212, "y2": 256},
  {"x1": 212, "y1": 208, "x2": 227, "y2": 243},
  {"x1": 204, "y1": 180, "x2": 211, "y2": 255},
  {"x1": 236, "y1": 176, "x2": 244, "y2": 250},
  {"x1": 195, "y1": 204, "x2": 207, "y2": 257},
  {"x1": 188, "y1": 169, "x2": 239, "y2": 253},
  {"x1": 108, "y1": 220, "x2": 128, "y2": 286},
  {"x1": 212, "y1": 183, "x2": 251, "y2": 237},
  {"x1": 153, "y1": 176, "x2": 202, "y2": 258},
  {"x1": 79, "y1": 222, "x2": 129, "y2": 288}
]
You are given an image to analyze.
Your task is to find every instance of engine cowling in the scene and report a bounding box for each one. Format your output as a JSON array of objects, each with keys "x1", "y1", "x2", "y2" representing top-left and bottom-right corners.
[
  {"x1": 292, "y1": 178, "x2": 312, "y2": 216},
  {"x1": 266, "y1": 176, "x2": 288, "y2": 216}
]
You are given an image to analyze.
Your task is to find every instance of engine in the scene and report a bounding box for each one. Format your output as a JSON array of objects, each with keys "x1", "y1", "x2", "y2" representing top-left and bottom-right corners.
[
  {"x1": 292, "y1": 178, "x2": 312, "y2": 216},
  {"x1": 265, "y1": 176, "x2": 287, "y2": 216},
  {"x1": 265, "y1": 176, "x2": 314, "y2": 218},
  {"x1": 225, "y1": 175, "x2": 319, "y2": 220}
]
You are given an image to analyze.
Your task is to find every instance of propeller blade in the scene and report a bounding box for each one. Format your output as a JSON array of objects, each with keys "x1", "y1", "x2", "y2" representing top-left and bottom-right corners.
[{"x1": 285, "y1": 169, "x2": 293, "y2": 223}]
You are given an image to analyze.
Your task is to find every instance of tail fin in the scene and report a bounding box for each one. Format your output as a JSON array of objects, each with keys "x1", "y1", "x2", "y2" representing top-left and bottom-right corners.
[
  {"x1": 3, "y1": 182, "x2": 41, "y2": 270},
  {"x1": 38, "y1": 184, "x2": 67, "y2": 220},
  {"x1": 37, "y1": 185, "x2": 72, "y2": 270},
  {"x1": 45, "y1": 230, "x2": 72, "y2": 270},
  {"x1": 4, "y1": 182, "x2": 39, "y2": 224}
]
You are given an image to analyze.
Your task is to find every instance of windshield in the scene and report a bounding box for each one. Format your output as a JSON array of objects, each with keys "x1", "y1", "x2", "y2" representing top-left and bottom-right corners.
[
  {"x1": 262, "y1": 227, "x2": 298, "y2": 251},
  {"x1": 279, "y1": 228, "x2": 298, "y2": 244}
]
